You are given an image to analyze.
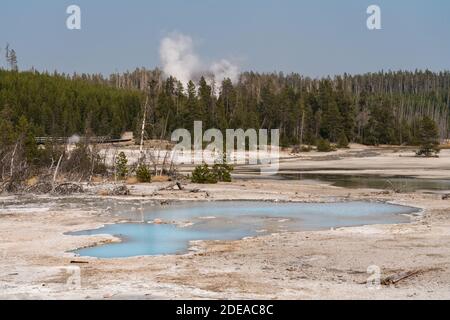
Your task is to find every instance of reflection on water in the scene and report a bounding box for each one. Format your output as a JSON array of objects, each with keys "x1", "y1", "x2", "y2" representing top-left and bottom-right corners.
[
  {"x1": 70, "y1": 201, "x2": 418, "y2": 258},
  {"x1": 279, "y1": 174, "x2": 450, "y2": 192}
]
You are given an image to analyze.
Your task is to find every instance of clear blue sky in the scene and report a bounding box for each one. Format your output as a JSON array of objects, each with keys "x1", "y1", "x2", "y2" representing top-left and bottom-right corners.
[{"x1": 1, "y1": 0, "x2": 449, "y2": 77}]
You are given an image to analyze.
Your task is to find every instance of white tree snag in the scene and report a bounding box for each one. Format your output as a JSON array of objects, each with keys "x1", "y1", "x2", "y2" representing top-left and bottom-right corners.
[
  {"x1": 139, "y1": 95, "x2": 149, "y2": 163},
  {"x1": 53, "y1": 154, "x2": 64, "y2": 188},
  {"x1": 10, "y1": 142, "x2": 18, "y2": 177},
  {"x1": 300, "y1": 110, "x2": 305, "y2": 148}
]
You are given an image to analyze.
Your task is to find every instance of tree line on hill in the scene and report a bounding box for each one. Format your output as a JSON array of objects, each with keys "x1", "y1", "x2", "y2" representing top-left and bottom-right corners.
[
  {"x1": 1, "y1": 65, "x2": 449, "y2": 149},
  {"x1": 0, "y1": 55, "x2": 446, "y2": 189}
]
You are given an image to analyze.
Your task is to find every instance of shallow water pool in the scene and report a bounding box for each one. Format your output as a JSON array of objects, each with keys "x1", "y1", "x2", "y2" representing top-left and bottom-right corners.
[
  {"x1": 70, "y1": 201, "x2": 419, "y2": 258},
  {"x1": 280, "y1": 173, "x2": 450, "y2": 192}
]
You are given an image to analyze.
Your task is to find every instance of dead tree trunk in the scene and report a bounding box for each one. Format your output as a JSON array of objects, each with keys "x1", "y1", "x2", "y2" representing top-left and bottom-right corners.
[
  {"x1": 52, "y1": 154, "x2": 64, "y2": 190},
  {"x1": 139, "y1": 95, "x2": 149, "y2": 164},
  {"x1": 10, "y1": 142, "x2": 18, "y2": 177},
  {"x1": 299, "y1": 110, "x2": 305, "y2": 147}
]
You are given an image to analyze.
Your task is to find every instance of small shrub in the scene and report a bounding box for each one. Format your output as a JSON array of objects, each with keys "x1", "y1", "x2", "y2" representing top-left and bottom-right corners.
[
  {"x1": 136, "y1": 164, "x2": 152, "y2": 183},
  {"x1": 115, "y1": 152, "x2": 128, "y2": 179},
  {"x1": 191, "y1": 164, "x2": 218, "y2": 184},
  {"x1": 416, "y1": 116, "x2": 440, "y2": 157},
  {"x1": 363, "y1": 135, "x2": 378, "y2": 146},
  {"x1": 316, "y1": 138, "x2": 335, "y2": 152},
  {"x1": 213, "y1": 158, "x2": 233, "y2": 182},
  {"x1": 337, "y1": 133, "x2": 349, "y2": 149}
]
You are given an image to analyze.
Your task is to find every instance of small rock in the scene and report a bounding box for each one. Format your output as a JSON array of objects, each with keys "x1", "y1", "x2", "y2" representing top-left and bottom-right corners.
[
  {"x1": 110, "y1": 185, "x2": 130, "y2": 196},
  {"x1": 53, "y1": 183, "x2": 83, "y2": 195},
  {"x1": 26, "y1": 181, "x2": 53, "y2": 194}
]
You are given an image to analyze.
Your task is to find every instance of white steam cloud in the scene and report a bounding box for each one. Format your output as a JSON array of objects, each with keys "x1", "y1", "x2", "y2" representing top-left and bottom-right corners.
[
  {"x1": 159, "y1": 33, "x2": 201, "y2": 86},
  {"x1": 159, "y1": 33, "x2": 239, "y2": 88},
  {"x1": 210, "y1": 59, "x2": 240, "y2": 84},
  {"x1": 67, "y1": 134, "x2": 80, "y2": 145}
]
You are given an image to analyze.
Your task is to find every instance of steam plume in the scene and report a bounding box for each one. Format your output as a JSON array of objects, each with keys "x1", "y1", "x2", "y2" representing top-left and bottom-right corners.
[{"x1": 159, "y1": 32, "x2": 239, "y2": 87}]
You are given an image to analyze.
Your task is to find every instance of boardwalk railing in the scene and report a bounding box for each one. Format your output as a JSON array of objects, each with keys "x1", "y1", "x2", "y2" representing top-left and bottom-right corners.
[{"x1": 35, "y1": 136, "x2": 132, "y2": 145}]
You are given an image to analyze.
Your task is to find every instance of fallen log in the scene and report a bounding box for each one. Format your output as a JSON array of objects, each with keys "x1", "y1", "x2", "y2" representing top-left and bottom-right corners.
[
  {"x1": 381, "y1": 270, "x2": 421, "y2": 285},
  {"x1": 161, "y1": 183, "x2": 177, "y2": 191},
  {"x1": 158, "y1": 182, "x2": 184, "y2": 191},
  {"x1": 70, "y1": 260, "x2": 89, "y2": 264},
  {"x1": 357, "y1": 268, "x2": 440, "y2": 285},
  {"x1": 176, "y1": 182, "x2": 184, "y2": 190}
]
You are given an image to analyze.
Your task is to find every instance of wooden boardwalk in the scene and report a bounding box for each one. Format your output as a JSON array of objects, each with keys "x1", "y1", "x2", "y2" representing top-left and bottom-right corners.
[{"x1": 35, "y1": 136, "x2": 132, "y2": 145}]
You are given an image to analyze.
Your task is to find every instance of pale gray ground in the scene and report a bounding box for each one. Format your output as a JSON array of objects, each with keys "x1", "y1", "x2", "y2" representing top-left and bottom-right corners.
[{"x1": 1, "y1": 146, "x2": 450, "y2": 299}]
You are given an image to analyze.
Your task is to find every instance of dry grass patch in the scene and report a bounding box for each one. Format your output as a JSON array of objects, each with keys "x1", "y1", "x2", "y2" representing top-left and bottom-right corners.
[{"x1": 152, "y1": 175, "x2": 170, "y2": 182}]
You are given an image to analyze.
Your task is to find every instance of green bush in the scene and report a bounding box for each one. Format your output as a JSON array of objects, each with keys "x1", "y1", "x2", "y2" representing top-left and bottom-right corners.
[
  {"x1": 416, "y1": 116, "x2": 440, "y2": 157},
  {"x1": 136, "y1": 164, "x2": 152, "y2": 182},
  {"x1": 363, "y1": 135, "x2": 378, "y2": 146},
  {"x1": 316, "y1": 138, "x2": 335, "y2": 152},
  {"x1": 337, "y1": 133, "x2": 349, "y2": 149},
  {"x1": 213, "y1": 159, "x2": 234, "y2": 182},
  {"x1": 191, "y1": 164, "x2": 218, "y2": 184},
  {"x1": 115, "y1": 152, "x2": 128, "y2": 179}
]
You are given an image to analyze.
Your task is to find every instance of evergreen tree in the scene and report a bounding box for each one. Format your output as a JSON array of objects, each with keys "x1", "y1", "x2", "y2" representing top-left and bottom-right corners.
[
  {"x1": 416, "y1": 116, "x2": 440, "y2": 157},
  {"x1": 115, "y1": 152, "x2": 128, "y2": 179},
  {"x1": 364, "y1": 100, "x2": 397, "y2": 145},
  {"x1": 337, "y1": 132, "x2": 349, "y2": 149},
  {"x1": 198, "y1": 77, "x2": 213, "y2": 127},
  {"x1": 16, "y1": 116, "x2": 39, "y2": 163},
  {"x1": 316, "y1": 138, "x2": 335, "y2": 152},
  {"x1": 191, "y1": 164, "x2": 218, "y2": 184},
  {"x1": 8, "y1": 49, "x2": 18, "y2": 71},
  {"x1": 136, "y1": 164, "x2": 152, "y2": 182},
  {"x1": 1, "y1": 68, "x2": 450, "y2": 151},
  {"x1": 185, "y1": 80, "x2": 199, "y2": 132}
]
